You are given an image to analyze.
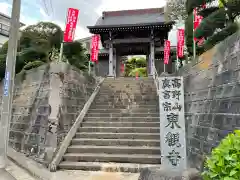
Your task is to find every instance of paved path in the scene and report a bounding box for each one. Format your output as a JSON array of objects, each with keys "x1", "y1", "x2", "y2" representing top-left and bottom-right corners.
[
  {"x1": 6, "y1": 161, "x2": 140, "y2": 180},
  {"x1": 6, "y1": 161, "x2": 36, "y2": 180}
]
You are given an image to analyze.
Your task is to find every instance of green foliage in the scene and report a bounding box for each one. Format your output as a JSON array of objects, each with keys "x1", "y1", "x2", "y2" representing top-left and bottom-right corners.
[
  {"x1": 185, "y1": 0, "x2": 240, "y2": 57},
  {"x1": 226, "y1": 0, "x2": 240, "y2": 18},
  {"x1": 186, "y1": 0, "x2": 212, "y2": 14},
  {"x1": 23, "y1": 61, "x2": 45, "y2": 70},
  {"x1": 128, "y1": 67, "x2": 147, "y2": 77},
  {"x1": 23, "y1": 22, "x2": 63, "y2": 49},
  {"x1": 202, "y1": 22, "x2": 239, "y2": 51},
  {"x1": 124, "y1": 57, "x2": 147, "y2": 77},
  {"x1": 194, "y1": 8, "x2": 226, "y2": 39},
  {"x1": 202, "y1": 130, "x2": 240, "y2": 180},
  {"x1": 0, "y1": 21, "x2": 87, "y2": 81},
  {"x1": 198, "y1": 7, "x2": 219, "y2": 18},
  {"x1": 185, "y1": 11, "x2": 194, "y2": 56},
  {"x1": 0, "y1": 41, "x2": 8, "y2": 54},
  {"x1": 63, "y1": 41, "x2": 88, "y2": 70}
]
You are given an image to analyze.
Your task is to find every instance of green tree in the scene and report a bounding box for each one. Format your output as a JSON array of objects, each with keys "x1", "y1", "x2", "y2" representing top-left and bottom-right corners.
[
  {"x1": 0, "y1": 21, "x2": 87, "y2": 80},
  {"x1": 185, "y1": 0, "x2": 240, "y2": 56},
  {"x1": 63, "y1": 41, "x2": 88, "y2": 70},
  {"x1": 124, "y1": 57, "x2": 147, "y2": 77}
]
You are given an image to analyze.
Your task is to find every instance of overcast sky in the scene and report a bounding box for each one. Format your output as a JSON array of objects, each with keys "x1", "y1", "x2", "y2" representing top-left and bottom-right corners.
[{"x1": 0, "y1": 0, "x2": 167, "y2": 39}]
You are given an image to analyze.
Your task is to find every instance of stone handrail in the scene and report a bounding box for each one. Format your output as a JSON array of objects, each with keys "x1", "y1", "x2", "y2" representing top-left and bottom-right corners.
[
  {"x1": 153, "y1": 65, "x2": 159, "y2": 96},
  {"x1": 49, "y1": 77, "x2": 105, "y2": 172}
]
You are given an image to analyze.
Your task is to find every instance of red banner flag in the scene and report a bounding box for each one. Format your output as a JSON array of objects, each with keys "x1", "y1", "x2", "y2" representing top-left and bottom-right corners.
[
  {"x1": 164, "y1": 40, "x2": 171, "y2": 65},
  {"x1": 193, "y1": 5, "x2": 205, "y2": 42},
  {"x1": 177, "y1": 29, "x2": 185, "y2": 58},
  {"x1": 193, "y1": 8, "x2": 203, "y2": 41},
  {"x1": 120, "y1": 62, "x2": 125, "y2": 73},
  {"x1": 63, "y1": 8, "x2": 79, "y2": 42},
  {"x1": 90, "y1": 34, "x2": 100, "y2": 62}
]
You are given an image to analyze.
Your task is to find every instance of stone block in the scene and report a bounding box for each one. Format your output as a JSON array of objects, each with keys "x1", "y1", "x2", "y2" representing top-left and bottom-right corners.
[{"x1": 138, "y1": 168, "x2": 202, "y2": 180}]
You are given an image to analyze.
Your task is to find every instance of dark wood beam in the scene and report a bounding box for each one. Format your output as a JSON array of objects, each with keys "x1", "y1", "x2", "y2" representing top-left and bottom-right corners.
[{"x1": 104, "y1": 37, "x2": 161, "y2": 44}]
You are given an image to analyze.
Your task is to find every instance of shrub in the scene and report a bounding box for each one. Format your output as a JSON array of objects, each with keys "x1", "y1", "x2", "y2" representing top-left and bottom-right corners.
[
  {"x1": 128, "y1": 67, "x2": 147, "y2": 77},
  {"x1": 202, "y1": 130, "x2": 240, "y2": 180},
  {"x1": 23, "y1": 61, "x2": 45, "y2": 70}
]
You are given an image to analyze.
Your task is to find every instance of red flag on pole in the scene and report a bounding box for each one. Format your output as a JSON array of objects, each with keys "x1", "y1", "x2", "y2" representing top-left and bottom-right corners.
[
  {"x1": 193, "y1": 5, "x2": 205, "y2": 42},
  {"x1": 164, "y1": 40, "x2": 171, "y2": 65},
  {"x1": 193, "y1": 8, "x2": 203, "y2": 41},
  {"x1": 63, "y1": 8, "x2": 79, "y2": 42},
  {"x1": 90, "y1": 34, "x2": 100, "y2": 63},
  {"x1": 120, "y1": 62, "x2": 125, "y2": 73},
  {"x1": 177, "y1": 29, "x2": 185, "y2": 58}
]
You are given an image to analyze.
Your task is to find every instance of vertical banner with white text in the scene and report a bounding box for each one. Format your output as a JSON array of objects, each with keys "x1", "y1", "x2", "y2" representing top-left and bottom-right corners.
[
  {"x1": 63, "y1": 8, "x2": 79, "y2": 42},
  {"x1": 90, "y1": 34, "x2": 100, "y2": 63},
  {"x1": 159, "y1": 76, "x2": 187, "y2": 171},
  {"x1": 193, "y1": 5, "x2": 205, "y2": 46},
  {"x1": 177, "y1": 29, "x2": 185, "y2": 58},
  {"x1": 164, "y1": 40, "x2": 171, "y2": 65}
]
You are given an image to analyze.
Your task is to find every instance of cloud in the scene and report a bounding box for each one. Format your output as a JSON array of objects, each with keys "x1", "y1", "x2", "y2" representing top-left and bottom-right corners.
[
  {"x1": 33, "y1": 0, "x2": 104, "y2": 38},
  {"x1": 97, "y1": 0, "x2": 166, "y2": 13},
  {"x1": 0, "y1": 2, "x2": 11, "y2": 15},
  {"x1": 1, "y1": 0, "x2": 167, "y2": 39}
]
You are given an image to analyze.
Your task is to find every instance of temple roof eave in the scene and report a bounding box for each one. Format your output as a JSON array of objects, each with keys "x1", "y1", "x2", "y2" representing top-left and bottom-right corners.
[{"x1": 87, "y1": 21, "x2": 175, "y2": 33}]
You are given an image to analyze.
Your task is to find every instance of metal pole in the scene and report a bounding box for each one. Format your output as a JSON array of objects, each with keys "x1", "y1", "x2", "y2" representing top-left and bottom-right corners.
[
  {"x1": 59, "y1": 42, "x2": 64, "y2": 62},
  {"x1": 193, "y1": 11, "x2": 196, "y2": 60},
  {"x1": 0, "y1": 0, "x2": 21, "y2": 179},
  {"x1": 88, "y1": 61, "x2": 91, "y2": 75},
  {"x1": 193, "y1": 40, "x2": 196, "y2": 60}
]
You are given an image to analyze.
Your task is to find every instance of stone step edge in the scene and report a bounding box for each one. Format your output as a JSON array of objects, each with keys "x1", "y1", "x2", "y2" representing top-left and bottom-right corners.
[
  {"x1": 84, "y1": 116, "x2": 160, "y2": 119},
  {"x1": 63, "y1": 153, "x2": 161, "y2": 159},
  {"x1": 82, "y1": 121, "x2": 160, "y2": 124},
  {"x1": 68, "y1": 145, "x2": 161, "y2": 150},
  {"x1": 86, "y1": 113, "x2": 159, "y2": 114},
  {"x1": 76, "y1": 132, "x2": 160, "y2": 136},
  {"x1": 59, "y1": 161, "x2": 160, "y2": 173},
  {"x1": 72, "y1": 138, "x2": 160, "y2": 142},
  {"x1": 78, "y1": 127, "x2": 160, "y2": 130}
]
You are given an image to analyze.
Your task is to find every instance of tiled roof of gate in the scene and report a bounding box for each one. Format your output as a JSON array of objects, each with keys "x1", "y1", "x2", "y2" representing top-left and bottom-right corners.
[{"x1": 89, "y1": 8, "x2": 167, "y2": 28}]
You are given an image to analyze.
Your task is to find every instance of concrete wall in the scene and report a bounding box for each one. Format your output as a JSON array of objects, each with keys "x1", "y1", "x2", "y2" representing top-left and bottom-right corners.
[
  {"x1": 0, "y1": 62, "x2": 97, "y2": 166},
  {"x1": 177, "y1": 31, "x2": 240, "y2": 169}
]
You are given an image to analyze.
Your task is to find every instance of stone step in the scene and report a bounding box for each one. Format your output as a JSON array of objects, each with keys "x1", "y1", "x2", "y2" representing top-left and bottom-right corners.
[
  {"x1": 90, "y1": 104, "x2": 159, "y2": 109},
  {"x1": 75, "y1": 132, "x2": 160, "y2": 140},
  {"x1": 97, "y1": 93, "x2": 157, "y2": 97},
  {"x1": 67, "y1": 145, "x2": 161, "y2": 155},
  {"x1": 85, "y1": 113, "x2": 159, "y2": 118},
  {"x1": 103, "y1": 81, "x2": 155, "y2": 84},
  {"x1": 93, "y1": 101, "x2": 158, "y2": 106},
  {"x1": 78, "y1": 127, "x2": 160, "y2": 133},
  {"x1": 87, "y1": 108, "x2": 159, "y2": 113},
  {"x1": 94, "y1": 98, "x2": 158, "y2": 102},
  {"x1": 59, "y1": 161, "x2": 160, "y2": 172},
  {"x1": 94, "y1": 96, "x2": 158, "y2": 101},
  {"x1": 98, "y1": 86, "x2": 156, "y2": 90},
  {"x1": 82, "y1": 121, "x2": 160, "y2": 128},
  {"x1": 71, "y1": 138, "x2": 160, "y2": 146},
  {"x1": 83, "y1": 117, "x2": 160, "y2": 122},
  {"x1": 102, "y1": 80, "x2": 154, "y2": 83},
  {"x1": 62, "y1": 153, "x2": 161, "y2": 164}
]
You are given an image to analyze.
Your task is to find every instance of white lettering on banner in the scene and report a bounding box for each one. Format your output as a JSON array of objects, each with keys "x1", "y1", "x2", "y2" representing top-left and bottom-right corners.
[{"x1": 159, "y1": 76, "x2": 187, "y2": 171}]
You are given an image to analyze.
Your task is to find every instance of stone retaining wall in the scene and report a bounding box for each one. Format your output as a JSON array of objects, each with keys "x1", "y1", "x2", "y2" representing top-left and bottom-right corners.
[
  {"x1": 177, "y1": 31, "x2": 240, "y2": 169},
  {"x1": 0, "y1": 62, "x2": 96, "y2": 166}
]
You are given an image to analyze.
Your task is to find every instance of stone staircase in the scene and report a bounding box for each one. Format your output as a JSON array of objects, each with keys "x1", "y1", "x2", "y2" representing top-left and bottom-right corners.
[{"x1": 59, "y1": 77, "x2": 161, "y2": 172}]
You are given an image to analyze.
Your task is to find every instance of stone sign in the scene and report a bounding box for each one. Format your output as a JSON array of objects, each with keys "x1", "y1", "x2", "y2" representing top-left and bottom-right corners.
[{"x1": 159, "y1": 76, "x2": 187, "y2": 171}]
